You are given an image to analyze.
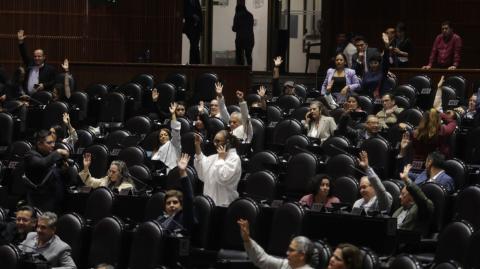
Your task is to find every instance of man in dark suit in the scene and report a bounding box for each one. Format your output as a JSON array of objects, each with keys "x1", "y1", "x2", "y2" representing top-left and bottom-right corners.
[
  {"x1": 0, "y1": 206, "x2": 37, "y2": 245},
  {"x1": 394, "y1": 163, "x2": 434, "y2": 234},
  {"x1": 183, "y1": 0, "x2": 203, "y2": 64},
  {"x1": 17, "y1": 29, "x2": 57, "y2": 94},
  {"x1": 351, "y1": 36, "x2": 380, "y2": 78},
  {"x1": 412, "y1": 151, "x2": 455, "y2": 193}
]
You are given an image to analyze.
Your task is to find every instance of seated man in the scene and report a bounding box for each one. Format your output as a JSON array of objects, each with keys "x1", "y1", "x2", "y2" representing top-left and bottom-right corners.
[
  {"x1": 19, "y1": 212, "x2": 76, "y2": 269},
  {"x1": 352, "y1": 151, "x2": 392, "y2": 213},
  {"x1": 0, "y1": 206, "x2": 37, "y2": 245},
  {"x1": 272, "y1": 56, "x2": 300, "y2": 97},
  {"x1": 376, "y1": 93, "x2": 403, "y2": 129},
  {"x1": 395, "y1": 164, "x2": 434, "y2": 234},
  {"x1": 156, "y1": 154, "x2": 195, "y2": 233},
  {"x1": 412, "y1": 151, "x2": 455, "y2": 193},
  {"x1": 336, "y1": 114, "x2": 382, "y2": 147},
  {"x1": 238, "y1": 219, "x2": 318, "y2": 269}
]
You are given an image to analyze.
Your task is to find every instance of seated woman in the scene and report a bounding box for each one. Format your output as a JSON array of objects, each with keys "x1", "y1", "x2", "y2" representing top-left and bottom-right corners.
[
  {"x1": 156, "y1": 154, "x2": 195, "y2": 233},
  {"x1": 303, "y1": 101, "x2": 337, "y2": 143},
  {"x1": 328, "y1": 243, "x2": 362, "y2": 269},
  {"x1": 299, "y1": 175, "x2": 340, "y2": 208},
  {"x1": 151, "y1": 103, "x2": 181, "y2": 173},
  {"x1": 80, "y1": 153, "x2": 135, "y2": 193},
  {"x1": 49, "y1": 112, "x2": 78, "y2": 148},
  {"x1": 321, "y1": 52, "x2": 360, "y2": 107}
]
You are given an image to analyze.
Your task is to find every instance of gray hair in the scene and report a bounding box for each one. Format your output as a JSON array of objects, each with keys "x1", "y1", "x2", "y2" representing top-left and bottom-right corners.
[
  {"x1": 95, "y1": 263, "x2": 115, "y2": 269},
  {"x1": 110, "y1": 160, "x2": 130, "y2": 182},
  {"x1": 230, "y1": 112, "x2": 242, "y2": 122},
  {"x1": 38, "y1": 212, "x2": 58, "y2": 229},
  {"x1": 292, "y1": 236, "x2": 318, "y2": 266}
]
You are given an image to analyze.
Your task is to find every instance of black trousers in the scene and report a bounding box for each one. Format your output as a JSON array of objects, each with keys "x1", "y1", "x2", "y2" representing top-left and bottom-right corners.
[
  {"x1": 235, "y1": 44, "x2": 253, "y2": 66},
  {"x1": 186, "y1": 31, "x2": 201, "y2": 64}
]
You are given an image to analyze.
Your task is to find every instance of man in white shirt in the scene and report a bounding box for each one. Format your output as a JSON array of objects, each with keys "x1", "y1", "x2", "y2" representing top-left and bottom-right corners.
[{"x1": 194, "y1": 130, "x2": 242, "y2": 206}]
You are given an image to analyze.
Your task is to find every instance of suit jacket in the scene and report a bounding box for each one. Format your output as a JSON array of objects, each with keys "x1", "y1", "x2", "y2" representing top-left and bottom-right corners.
[
  {"x1": 20, "y1": 232, "x2": 76, "y2": 269},
  {"x1": 304, "y1": 116, "x2": 337, "y2": 143},
  {"x1": 19, "y1": 43, "x2": 57, "y2": 92},
  {"x1": 414, "y1": 170, "x2": 454, "y2": 193},
  {"x1": 393, "y1": 180, "x2": 434, "y2": 234},
  {"x1": 321, "y1": 67, "x2": 360, "y2": 95},
  {"x1": 351, "y1": 47, "x2": 380, "y2": 78}
]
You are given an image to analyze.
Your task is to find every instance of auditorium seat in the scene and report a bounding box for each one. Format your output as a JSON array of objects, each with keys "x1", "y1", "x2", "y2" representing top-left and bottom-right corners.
[
  {"x1": 0, "y1": 244, "x2": 20, "y2": 269},
  {"x1": 359, "y1": 136, "x2": 391, "y2": 179},
  {"x1": 283, "y1": 152, "x2": 318, "y2": 198},
  {"x1": 421, "y1": 182, "x2": 448, "y2": 236},
  {"x1": 454, "y1": 185, "x2": 480, "y2": 231},
  {"x1": 394, "y1": 84, "x2": 417, "y2": 106},
  {"x1": 266, "y1": 104, "x2": 283, "y2": 123},
  {"x1": 326, "y1": 153, "x2": 357, "y2": 179},
  {"x1": 88, "y1": 216, "x2": 125, "y2": 268},
  {"x1": 84, "y1": 187, "x2": 115, "y2": 224},
  {"x1": 331, "y1": 176, "x2": 359, "y2": 205},
  {"x1": 98, "y1": 91, "x2": 126, "y2": 128},
  {"x1": 69, "y1": 91, "x2": 89, "y2": 123},
  {"x1": 313, "y1": 240, "x2": 332, "y2": 269},
  {"x1": 117, "y1": 146, "x2": 146, "y2": 167},
  {"x1": 83, "y1": 144, "x2": 109, "y2": 178},
  {"x1": 144, "y1": 191, "x2": 165, "y2": 221},
  {"x1": 266, "y1": 202, "x2": 304, "y2": 256},
  {"x1": 193, "y1": 73, "x2": 218, "y2": 103},
  {"x1": 444, "y1": 75, "x2": 466, "y2": 103},
  {"x1": 243, "y1": 170, "x2": 277, "y2": 202},
  {"x1": 290, "y1": 105, "x2": 309, "y2": 122},
  {"x1": 389, "y1": 254, "x2": 422, "y2": 269},
  {"x1": 42, "y1": 101, "x2": 69, "y2": 130},
  {"x1": 128, "y1": 221, "x2": 165, "y2": 269},
  {"x1": 247, "y1": 150, "x2": 280, "y2": 174},
  {"x1": 56, "y1": 212, "x2": 86, "y2": 267},
  {"x1": 272, "y1": 118, "x2": 303, "y2": 146},
  {"x1": 165, "y1": 72, "x2": 188, "y2": 101},
  {"x1": 284, "y1": 134, "x2": 310, "y2": 157},
  {"x1": 131, "y1": 73, "x2": 155, "y2": 91},
  {"x1": 409, "y1": 75, "x2": 433, "y2": 111},
  {"x1": 250, "y1": 117, "x2": 266, "y2": 153},
  {"x1": 114, "y1": 82, "x2": 143, "y2": 118},
  {"x1": 277, "y1": 94, "x2": 301, "y2": 112},
  {"x1": 125, "y1": 115, "x2": 153, "y2": 137},
  {"x1": 398, "y1": 108, "x2": 423, "y2": 127},
  {"x1": 191, "y1": 195, "x2": 216, "y2": 249},
  {"x1": 359, "y1": 246, "x2": 379, "y2": 269}
]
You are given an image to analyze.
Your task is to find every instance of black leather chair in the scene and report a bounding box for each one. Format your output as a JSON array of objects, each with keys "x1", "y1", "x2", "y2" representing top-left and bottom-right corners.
[
  {"x1": 128, "y1": 221, "x2": 165, "y2": 269},
  {"x1": 42, "y1": 101, "x2": 69, "y2": 129},
  {"x1": 166, "y1": 166, "x2": 197, "y2": 191},
  {"x1": 294, "y1": 84, "x2": 307, "y2": 101},
  {"x1": 104, "y1": 129, "x2": 131, "y2": 154},
  {"x1": 155, "y1": 82, "x2": 176, "y2": 115},
  {"x1": 165, "y1": 72, "x2": 188, "y2": 101},
  {"x1": 227, "y1": 105, "x2": 241, "y2": 114},
  {"x1": 131, "y1": 73, "x2": 154, "y2": 91},
  {"x1": 86, "y1": 83, "x2": 108, "y2": 100},
  {"x1": 193, "y1": 73, "x2": 218, "y2": 103},
  {"x1": 323, "y1": 135, "x2": 352, "y2": 158},
  {"x1": 382, "y1": 179, "x2": 403, "y2": 214},
  {"x1": 389, "y1": 254, "x2": 422, "y2": 269},
  {"x1": 56, "y1": 212, "x2": 86, "y2": 267},
  {"x1": 83, "y1": 144, "x2": 109, "y2": 178},
  {"x1": 117, "y1": 146, "x2": 146, "y2": 167},
  {"x1": 466, "y1": 229, "x2": 480, "y2": 269},
  {"x1": 74, "y1": 129, "x2": 96, "y2": 155},
  {"x1": 266, "y1": 105, "x2": 283, "y2": 123},
  {"x1": 398, "y1": 108, "x2": 423, "y2": 127},
  {"x1": 272, "y1": 119, "x2": 303, "y2": 146},
  {"x1": 244, "y1": 170, "x2": 277, "y2": 202},
  {"x1": 31, "y1": 90, "x2": 53, "y2": 105},
  {"x1": 0, "y1": 244, "x2": 20, "y2": 269},
  {"x1": 144, "y1": 191, "x2": 166, "y2": 221},
  {"x1": 421, "y1": 182, "x2": 448, "y2": 235},
  {"x1": 359, "y1": 136, "x2": 391, "y2": 179},
  {"x1": 247, "y1": 150, "x2": 280, "y2": 174},
  {"x1": 326, "y1": 153, "x2": 357, "y2": 179},
  {"x1": 357, "y1": 95, "x2": 374, "y2": 115},
  {"x1": 431, "y1": 260, "x2": 464, "y2": 269},
  {"x1": 359, "y1": 246, "x2": 379, "y2": 269},
  {"x1": 246, "y1": 93, "x2": 261, "y2": 107},
  {"x1": 284, "y1": 134, "x2": 310, "y2": 156},
  {"x1": 409, "y1": 75, "x2": 433, "y2": 111},
  {"x1": 394, "y1": 95, "x2": 412, "y2": 109},
  {"x1": 291, "y1": 106, "x2": 309, "y2": 122},
  {"x1": 115, "y1": 82, "x2": 143, "y2": 118},
  {"x1": 443, "y1": 158, "x2": 467, "y2": 191},
  {"x1": 206, "y1": 117, "x2": 227, "y2": 139},
  {"x1": 444, "y1": 75, "x2": 466, "y2": 103},
  {"x1": 313, "y1": 240, "x2": 331, "y2": 269},
  {"x1": 250, "y1": 118, "x2": 265, "y2": 153},
  {"x1": 191, "y1": 195, "x2": 215, "y2": 249},
  {"x1": 98, "y1": 92, "x2": 126, "y2": 128},
  {"x1": 455, "y1": 185, "x2": 480, "y2": 231},
  {"x1": 0, "y1": 113, "x2": 13, "y2": 149},
  {"x1": 440, "y1": 85, "x2": 459, "y2": 111},
  {"x1": 465, "y1": 126, "x2": 480, "y2": 164},
  {"x1": 331, "y1": 176, "x2": 359, "y2": 205},
  {"x1": 277, "y1": 95, "x2": 301, "y2": 112},
  {"x1": 129, "y1": 164, "x2": 152, "y2": 190},
  {"x1": 69, "y1": 91, "x2": 89, "y2": 122},
  {"x1": 284, "y1": 152, "x2": 318, "y2": 197},
  {"x1": 221, "y1": 197, "x2": 260, "y2": 251},
  {"x1": 88, "y1": 216, "x2": 125, "y2": 267},
  {"x1": 177, "y1": 117, "x2": 193, "y2": 135},
  {"x1": 125, "y1": 115, "x2": 153, "y2": 136},
  {"x1": 267, "y1": 202, "x2": 305, "y2": 256},
  {"x1": 84, "y1": 187, "x2": 115, "y2": 224},
  {"x1": 394, "y1": 84, "x2": 417, "y2": 106}
]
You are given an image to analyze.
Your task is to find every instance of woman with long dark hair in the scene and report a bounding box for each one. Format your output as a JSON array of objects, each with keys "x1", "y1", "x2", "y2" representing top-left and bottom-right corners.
[{"x1": 299, "y1": 175, "x2": 340, "y2": 208}]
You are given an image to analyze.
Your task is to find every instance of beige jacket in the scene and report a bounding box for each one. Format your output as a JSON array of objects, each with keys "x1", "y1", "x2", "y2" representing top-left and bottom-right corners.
[{"x1": 79, "y1": 169, "x2": 134, "y2": 192}]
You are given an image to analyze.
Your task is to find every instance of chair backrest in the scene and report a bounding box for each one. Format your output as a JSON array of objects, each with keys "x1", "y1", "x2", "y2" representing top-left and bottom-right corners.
[
  {"x1": 440, "y1": 85, "x2": 459, "y2": 111},
  {"x1": 0, "y1": 244, "x2": 20, "y2": 269},
  {"x1": 180, "y1": 132, "x2": 197, "y2": 156},
  {"x1": 129, "y1": 164, "x2": 152, "y2": 189},
  {"x1": 115, "y1": 83, "x2": 143, "y2": 118},
  {"x1": 277, "y1": 94, "x2": 301, "y2": 111},
  {"x1": 291, "y1": 106, "x2": 310, "y2": 122},
  {"x1": 42, "y1": 101, "x2": 69, "y2": 129},
  {"x1": 31, "y1": 90, "x2": 53, "y2": 105},
  {"x1": 246, "y1": 93, "x2": 261, "y2": 107},
  {"x1": 128, "y1": 221, "x2": 164, "y2": 269},
  {"x1": 165, "y1": 72, "x2": 187, "y2": 93},
  {"x1": 0, "y1": 113, "x2": 14, "y2": 146},
  {"x1": 144, "y1": 191, "x2": 166, "y2": 221},
  {"x1": 56, "y1": 212, "x2": 85, "y2": 266},
  {"x1": 131, "y1": 73, "x2": 154, "y2": 91},
  {"x1": 166, "y1": 166, "x2": 197, "y2": 191},
  {"x1": 313, "y1": 240, "x2": 332, "y2": 269},
  {"x1": 435, "y1": 220, "x2": 474, "y2": 265},
  {"x1": 74, "y1": 129, "x2": 95, "y2": 154},
  {"x1": 227, "y1": 105, "x2": 241, "y2": 114},
  {"x1": 331, "y1": 176, "x2": 359, "y2": 205},
  {"x1": 104, "y1": 129, "x2": 131, "y2": 151},
  {"x1": 443, "y1": 158, "x2": 467, "y2": 190},
  {"x1": 394, "y1": 95, "x2": 412, "y2": 109},
  {"x1": 69, "y1": 91, "x2": 89, "y2": 121},
  {"x1": 466, "y1": 230, "x2": 480, "y2": 269},
  {"x1": 294, "y1": 84, "x2": 307, "y2": 100},
  {"x1": 285, "y1": 152, "x2": 318, "y2": 195},
  {"x1": 455, "y1": 185, "x2": 480, "y2": 231},
  {"x1": 222, "y1": 197, "x2": 260, "y2": 250},
  {"x1": 266, "y1": 105, "x2": 283, "y2": 123},
  {"x1": 250, "y1": 117, "x2": 265, "y2": 153},
  {"x1": 193, "y1": 72, "x2": 218, "y2": 102},
  {"x1": 83, "y1": 144, "x2": 109, "y2": 178},
  {"x1": 248, "y1": 150, "x2": 280, "y2": 174},
  {"x1": 176, "y1": 117, "x2": 193, "y2": 135},
  {"x1": 244, "y1": 170, "x2": 277, "y2": 201},
  {"x1": 326, "y1": 153, "x2": 357, "y2": 179},
  {"x1": 86, "y1": 83, "x2": 108, "y2": 100},
  {"x1": 431, "y1": 261, "x2": 464, "y2": 269},
  {"x1": 398, "y1": 108, "x2": 423, "y2": 127},
  {"x1": 357, "y1": 95, "x2": 374, "y2": 115},
  {"x1": 155, "y1": 82, "x2": 176, "y2": 112},
  {"x1": 360, "y1": 247, "x2": 380, "y2": 269},
  {"x1": 99, "y1": 92, "x2": 126, "y2": 123},
  {"x1": 125, "y1": 115, "x2": 153, "y2": 136},
  {"x1": 267, "y1": 202, "x2": 305, "y2": 256},
  {"x1": 421, "y1": 182, "x2": 448, "y2": 234},
  {"x1": 394, "y1": 84, "x2": 417, "y2": 105},
  {"x1": 191, "y1": 195, "x2": 216, "y2": 248},
  {"x1": 444, "y1": 75, "x2": 466, "y2": 103},
  {"x1": 88, "y1": 216, "x2": 125, "y2": 267},
  {"x1": 389, "y1": 254, "x2": 422, "y2": 269},
  {"x1": 285, "y1": 134, "x2": 310, "y2": 156},
  {"x1": 85, "y1": 187, "x2": 115, "y2": 223},
  {"x1": 466, "y1": 126, "x2": 480, "y2": 164},
  {"x1": 323, "y1": 135, "x2": 351, "y2": 157},
  {"x1": 359, "y1": 136, "x2": 391, "y2": 179},
  {"x1": 272, "y1": 118, "x2": 303, "y2": 145},
  {"x1": 382, "y1": 180, "x2": 402, "y2": 214},
  {"x1": 409, "y1": 75, "x2": 434, "y2": 111},
  {"x1": 206, "y1": 117, "x2": 227, "y2": 139},
  {"x1": 117, "y1": 146, "x2": 146, "y2": 167}
]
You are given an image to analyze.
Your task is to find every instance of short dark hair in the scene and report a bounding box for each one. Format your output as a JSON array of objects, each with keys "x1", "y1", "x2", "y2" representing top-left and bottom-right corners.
[
  {"x1": 17, "y1": 205, "x2": 37, "y2": 219},
  {"x1": 353, "y1": 35, "x2": 367, "y2": 44},
  {"x1": 368, "y1": 54, "x2": 382, "y2": 63},
  {"x1": 34, "y1": 130, "x2": 52, "y2": 145},
  {"x1": 396, "y1": 22, "x2": 406, "y2": 33},
  {"x1": 441, "y1": 20, "x2": 452, "y2": 28},
  {"x1": 427, "y1": 151, "x2": 445, "y2": 168},
  {"x1": 165, "y1": 190, "x2": 184, "y2": 207}
]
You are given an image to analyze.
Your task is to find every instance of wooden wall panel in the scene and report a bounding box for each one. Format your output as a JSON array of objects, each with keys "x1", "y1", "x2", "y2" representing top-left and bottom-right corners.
[
  {"x1": 0, "y1": 0, "x2": 182, "y2": 73},
  {"x1": 321, "y1": 0, "x2": 480, "y2": 70}
]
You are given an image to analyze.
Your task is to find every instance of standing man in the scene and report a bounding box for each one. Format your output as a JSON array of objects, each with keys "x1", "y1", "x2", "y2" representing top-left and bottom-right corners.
[
  {"x1": 183, "y1": 0, "x2": 203, "y2": 64},
  {"x1": 422, "y1": 21, "x2": 462, "y2": 70},
  {"x1": 351, "y1": 36, "x2": 380, "y2": 78},
  {"x1": 232, "y1": 0, "x2": 254, "y2": 66},
  {"x1": 17, "y1": 29, "x2": 57, "y2": 94}
]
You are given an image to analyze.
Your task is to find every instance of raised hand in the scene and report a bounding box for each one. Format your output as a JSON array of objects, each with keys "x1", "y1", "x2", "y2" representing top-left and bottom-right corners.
[
  {"x1": 169, "y1": 102, "x2": 178, "y2": 114},
  {"x1": 257, "y1": 85, "x2": 266, "y2": 97},
  {"x1": 437, "y1": 75, "x2": 445, "y2": 89},
  {"x1": 236, "y1": 90, "x2": 244, "y2": 102},
  {"x1": 400, "y1": 132, "x2": 410, "y2": 150},
  {"x1": 358, "y1": 150, "x2": 369, "y2": 170},
  {"x1": 400, "y1": 164, "x2": 412, "y2": 181},
  {"x1": 382, "y1": 32, "x2": 389, "y2": 46},
  {"x1": 62, "y1": 112, "x2": 70, "y2": 125},
  {"x1": 217, "y1": 144, "x2": 227, "y2": 160},
  {"x1": 151, "y1": 88, "x2": 159, "y2": 102},
  {"x1": 215, "y1": 82, "x2": 224, "y2": 97},
  {"x1": 62, "y1": 59, "x2": 69, "y2": 72},
  {"x1": 83, "y1": 153, "x2": 92, "y2": 169},
  {"x1": 198, "y1": 101, "x2": 205, "y2": 113},
  {"x1": 273, "y1": 56, "x2": 283, "y2": 67},
  {"x1": 237, "y1": 218, "x2": 251, "y2": 243},
  {"x1": 305, "y1": 111, "x2": 312, "y2": 122},
  {"x1": 17, "y1": 29, "x2": 26, "y2": 43},
  {"x1": 177, "y1": 153, "x2": 190, "y2": 177}
]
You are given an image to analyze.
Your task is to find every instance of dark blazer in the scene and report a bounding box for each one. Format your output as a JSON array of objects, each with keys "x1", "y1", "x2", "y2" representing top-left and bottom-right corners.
[
  {"x1": 0, "y1": 221, "x2": 28, "y2": 245},
  {"x1": 393, "y1": 180, "x2": 434, "y2": 234},
  {"x1": 183, "y1": 0, "x2": 203, "y2": 35},
  {"x1": 232, "y1": 6, "x2": 254, "y2": 48},
  {"x1": 414, "y1": 170, "x2": 455, "y2": 193},
  {"x1": 351, "y1": 47, "x2": 380, "y2": 78},
  {"x1": 18, "y1": 43, "x2": 57, "y2": 92}
]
